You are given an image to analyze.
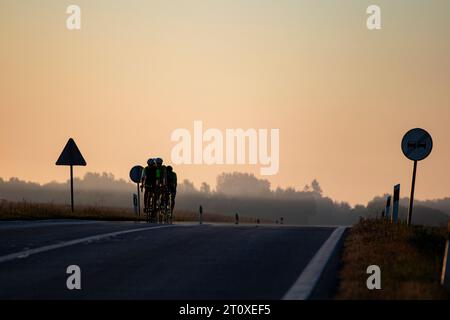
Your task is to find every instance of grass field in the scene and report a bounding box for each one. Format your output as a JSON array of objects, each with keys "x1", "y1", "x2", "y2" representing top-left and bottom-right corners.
[
  {"x1": 336, "y1": 218, "x2": 450, "y2": 299},
  {"x1": 0, "y1": 200, "x2": 259, "y2": 224}
]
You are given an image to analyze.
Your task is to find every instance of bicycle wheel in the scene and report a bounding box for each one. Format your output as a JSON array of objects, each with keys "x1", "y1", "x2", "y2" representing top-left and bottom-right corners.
[{"x1": 167, "y1": 193, "x2": 172, "y2": 224}]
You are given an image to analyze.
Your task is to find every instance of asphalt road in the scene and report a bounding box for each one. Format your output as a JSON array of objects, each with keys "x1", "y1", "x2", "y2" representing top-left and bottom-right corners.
[{"x1": 0, "y1": 220, "x2": 340, "y2": 299}]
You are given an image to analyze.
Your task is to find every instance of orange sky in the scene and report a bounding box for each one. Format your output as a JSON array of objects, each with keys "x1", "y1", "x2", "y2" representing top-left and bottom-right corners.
[{"x1": 1, "y1": 0, "x2": 450, "y2": 206}]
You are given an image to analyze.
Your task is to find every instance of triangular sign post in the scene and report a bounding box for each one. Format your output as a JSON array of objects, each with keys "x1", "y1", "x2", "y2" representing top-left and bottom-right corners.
[{"x1": 56, "y1": 138, "x2": 87, "y2": 212}]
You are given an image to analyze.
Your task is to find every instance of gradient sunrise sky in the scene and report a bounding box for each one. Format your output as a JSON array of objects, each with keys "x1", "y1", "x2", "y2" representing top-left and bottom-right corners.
[{"x1": 1, "y1": 0, "x2": 449, "y2": 205}]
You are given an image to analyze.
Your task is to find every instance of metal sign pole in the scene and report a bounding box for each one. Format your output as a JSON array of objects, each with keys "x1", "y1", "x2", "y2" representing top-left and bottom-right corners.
[
  {"x1": 407, "y1": 160, "x2": 418, "y2": 226},
  {"x1": 70, "y1": 165, "x2": 74, "y2": 213}
]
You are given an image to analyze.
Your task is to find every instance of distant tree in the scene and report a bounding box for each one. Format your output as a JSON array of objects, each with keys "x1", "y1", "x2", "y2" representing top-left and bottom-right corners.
[
  {"x1": 78, "y1": 172, "x2": 129, "y2": 191},
  {"x1": 353, "y1": 204, "x2": 367, "y2": 215},
  {"x1": 216, "y1": 172, "x2": 271, "y2": 197},
  {"x1": 200, "y1": 182, "x2": 211, "y2": 194},
  {"x1": 178, "y1": 179, "x2": 198, "y2": 194},
  {"x1": 275, "y1": 187, "x2": 284, "y2": 196},
  {"x1": 311, "y1": 179, "x2": 323, "y2": 195}
]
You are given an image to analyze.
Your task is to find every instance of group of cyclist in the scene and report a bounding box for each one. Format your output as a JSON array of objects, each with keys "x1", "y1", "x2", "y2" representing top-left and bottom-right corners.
[{"x1": 140, "y1": 157, "x2": 177, "y2": 223}]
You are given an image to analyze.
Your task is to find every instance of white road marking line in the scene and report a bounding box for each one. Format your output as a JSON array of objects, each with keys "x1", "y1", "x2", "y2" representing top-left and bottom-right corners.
[
  {"x1": 282, "y1": 226, "x2": 347, "y2": 300},
  {"x1": 0, "y1": 225, "x2": 177, "y2": 264}
]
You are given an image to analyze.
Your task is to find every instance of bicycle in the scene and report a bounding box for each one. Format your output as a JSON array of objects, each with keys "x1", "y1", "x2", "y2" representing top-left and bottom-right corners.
[{"x1": 145, "y1": 185, "x2": 172, "y2": 224}]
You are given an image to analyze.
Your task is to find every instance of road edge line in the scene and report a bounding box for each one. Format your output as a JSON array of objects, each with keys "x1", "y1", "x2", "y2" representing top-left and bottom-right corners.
[{"x1": 282, "y1": 226, "x2": 347, "y2": 300}]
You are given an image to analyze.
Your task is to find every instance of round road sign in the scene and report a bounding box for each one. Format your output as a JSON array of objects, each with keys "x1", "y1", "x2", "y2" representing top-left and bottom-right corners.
[
  {"x1": 401, "y1": 128, "x2": 433, "y2": 161},
  {"x1": 129, "y1": 165, "x2": 143, "y2": 183}
]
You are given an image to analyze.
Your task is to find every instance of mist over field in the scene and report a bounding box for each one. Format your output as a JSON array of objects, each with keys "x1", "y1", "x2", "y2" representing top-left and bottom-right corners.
[{"x1": 1, "y1": 172, "x2": 449, "y2": 226}]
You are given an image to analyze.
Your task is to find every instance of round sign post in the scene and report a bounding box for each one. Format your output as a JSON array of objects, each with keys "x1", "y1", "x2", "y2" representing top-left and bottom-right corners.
[
  {"x1": 129, "y1": 165, "x2": 144, "y2": 217},
  {"x1": 401, "y1": 128, "x2": 433, "y2": 226}
]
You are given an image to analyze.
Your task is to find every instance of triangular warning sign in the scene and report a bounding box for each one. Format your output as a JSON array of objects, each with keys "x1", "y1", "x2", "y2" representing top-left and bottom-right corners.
[{"x1": 55, "y1": 138, "x2": 87, "y2": 166}]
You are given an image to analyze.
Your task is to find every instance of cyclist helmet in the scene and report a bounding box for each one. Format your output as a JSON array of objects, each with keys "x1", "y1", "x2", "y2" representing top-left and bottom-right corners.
[
  {"x1": 155, "y1": 158, "x2": 163, "y2": 165},
  {"x1": 147, "y1": 158, "x2": 155, "y2": 166}
]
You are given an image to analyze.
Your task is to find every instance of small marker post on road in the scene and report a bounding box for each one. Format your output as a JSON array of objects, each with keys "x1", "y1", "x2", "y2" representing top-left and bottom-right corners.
[
  {"x1": 129, "y1": 166, "x2": 144, "y2": 217},
  {"x1": 199, "y1": 205, "x2": 203, "y2": 225},
  {"x1": 55, "y1": 138, "x2": 86, "y2": 212},
  {"x1": 401, "y1": 128, "x2": 433, "y2": 226}
]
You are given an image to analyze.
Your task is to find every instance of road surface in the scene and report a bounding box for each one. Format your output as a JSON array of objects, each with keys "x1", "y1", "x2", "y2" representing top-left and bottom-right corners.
[{"x1": 0, "y1": 220, "x2": 345, "y2": 299}]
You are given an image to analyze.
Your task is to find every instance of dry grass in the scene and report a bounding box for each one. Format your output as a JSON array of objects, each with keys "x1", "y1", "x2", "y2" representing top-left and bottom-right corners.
[
  {"x1": 336, "y1": 218, "x2": 450, "y2": 299},
  {"x1": 0, "y1": 200, "x2": 138, "y2": 221},
  {"x1": 0, "y1": 200, "x2": 259, "y2": 224}
]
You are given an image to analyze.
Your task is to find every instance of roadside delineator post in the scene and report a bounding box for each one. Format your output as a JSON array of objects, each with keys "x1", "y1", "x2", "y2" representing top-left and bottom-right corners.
[
  {"x1": 385, "y1": 196, "x2": 391, "y2": 221},
  {"x1": 392, "y1": 184, "x2": 400, "y2": 223},
  {"x1": 441, "y1": 240, "x2": 450, "y2": 289},
  {"x1": 199, "y1": 205, "x2": 203, "y2": 225},
  {"x1": 442, "y1": 221, "x2": 450, "y2": 288}
]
